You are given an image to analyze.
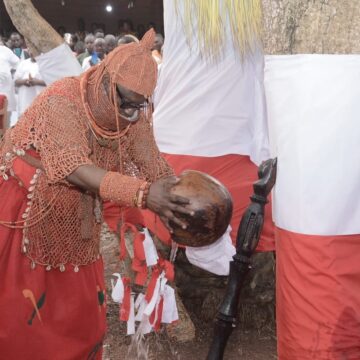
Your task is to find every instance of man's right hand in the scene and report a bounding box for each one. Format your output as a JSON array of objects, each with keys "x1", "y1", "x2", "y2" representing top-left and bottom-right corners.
[{"x1": 146, "y1": 176, "x2": 194, "y2": 233}]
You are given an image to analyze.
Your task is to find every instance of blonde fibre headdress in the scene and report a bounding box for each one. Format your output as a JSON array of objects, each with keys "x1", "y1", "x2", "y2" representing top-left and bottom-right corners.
[{"x1": 176, "y1": 0, "x2": 262, "y2": 60}]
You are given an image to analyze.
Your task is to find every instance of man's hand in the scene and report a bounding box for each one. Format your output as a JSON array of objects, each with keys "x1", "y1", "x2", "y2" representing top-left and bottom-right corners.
[
  {"x1": 146, "y1": 176, "x2": 194, "y2": 233},
  {"x1": 29, "y1": 78, "x2": 46, "y2": 87},
  {"x1": 23, "y1": 78, "x2": 31, "y2": 86}
]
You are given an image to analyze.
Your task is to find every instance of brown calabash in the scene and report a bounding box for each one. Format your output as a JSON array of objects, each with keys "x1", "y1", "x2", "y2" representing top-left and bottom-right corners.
[{"x1": 169, "y1": 170, "x2": 233, "y2": 247}]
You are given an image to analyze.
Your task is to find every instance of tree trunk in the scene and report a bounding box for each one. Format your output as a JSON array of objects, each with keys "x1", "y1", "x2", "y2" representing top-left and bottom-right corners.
[
  {"x1": 262, "y1": 0, "x2": 360, "y2": 54},
  {"x1": 3, "y1": 0, "x2": 62, "y2": 56}
]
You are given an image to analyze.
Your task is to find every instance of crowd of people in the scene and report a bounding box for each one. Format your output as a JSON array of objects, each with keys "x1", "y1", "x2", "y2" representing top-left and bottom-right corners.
[{"x1": 0, "y1": 23, "x2": 164, "y2": 134}]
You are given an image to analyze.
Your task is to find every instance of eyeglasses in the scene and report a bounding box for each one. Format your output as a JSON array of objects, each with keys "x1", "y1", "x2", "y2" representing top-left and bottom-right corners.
[{"x1": 118, "y1": 93, "x2": 148, "y2": 110}]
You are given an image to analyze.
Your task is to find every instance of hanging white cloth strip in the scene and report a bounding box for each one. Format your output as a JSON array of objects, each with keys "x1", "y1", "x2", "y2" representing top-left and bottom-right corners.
[
  {"x1": 127, "y1": 294, "x2": 136, "y2": 335},
  {"x1": 142, "y1": 228, "x2": 159, "y2": 267},
  {"x1": 162, "y1": 285, "x2": 179, "y2": 324},
  {"x1": 185, "y1": 226, "x2": 235, "y2": 275},
  {"x1": 111, "y1": 273, "x2": 124, "y2": 303},
  {"x1": 134, "y1": 293, "x2": 153, "y2": 334},
  {"x1": 111, "y1": 273, "x2": 179, "y2": 333}
]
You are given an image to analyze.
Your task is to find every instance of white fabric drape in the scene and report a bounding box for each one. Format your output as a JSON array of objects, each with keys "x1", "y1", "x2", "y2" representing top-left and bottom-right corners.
[
  {"x1": 153, "y1": 0, "x2": 270, "y2": 166},
  {"x1": 36, "y1": 43, "x2": 82, "y2": 85},
  {"x1": 265, "y1": 54, "x2": 360, "y2": 235}
]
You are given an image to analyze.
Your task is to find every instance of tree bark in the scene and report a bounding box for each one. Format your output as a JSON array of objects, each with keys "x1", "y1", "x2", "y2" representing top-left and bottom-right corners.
[
  {"x1": 262, "y1": 0, "x2": 360, "y2": 54},
  {"x1": 4, "y1": 0, "x2": 63, "y2": 56}
]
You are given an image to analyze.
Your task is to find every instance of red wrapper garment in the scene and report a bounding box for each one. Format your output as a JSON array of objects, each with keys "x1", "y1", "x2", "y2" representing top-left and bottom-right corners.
[
  {"x1": 0, "y1": 157, "x2": 106, "y2": 360},
  {"x1": 276, "y1": 227, "x2": 360, "y2": 359}
]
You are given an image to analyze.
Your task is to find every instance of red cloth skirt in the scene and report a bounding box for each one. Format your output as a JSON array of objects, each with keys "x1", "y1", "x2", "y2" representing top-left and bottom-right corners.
[
  {"x1": 0, "y1": 157, "x2": 106, "y2": 360},
  {"x1": 276, "y1": 227, "x2": 360, "y2": 359}
]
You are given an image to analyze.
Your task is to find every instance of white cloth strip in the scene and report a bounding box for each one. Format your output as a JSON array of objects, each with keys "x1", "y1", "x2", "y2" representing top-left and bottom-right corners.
[
  {"x1": 111, "y1": 273, "x2": 124, "y2": 303},
  {"x1": 162, "y1": 285, "x2": 179, "y2": 323},
  {"x1": 127, "y1": 294, "x2": 135, "y2": 335},
  {"x1": 185, "y1": 226, "x2": 235, "y2": 275},
  {"x1": 142, "y1": 228, "x2": 159, "y2": 267}
]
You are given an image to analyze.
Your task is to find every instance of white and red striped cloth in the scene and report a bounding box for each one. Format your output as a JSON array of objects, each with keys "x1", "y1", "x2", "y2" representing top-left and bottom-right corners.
[{"x1": 265, "y1": 54, "x2": 360, "y2": 359}]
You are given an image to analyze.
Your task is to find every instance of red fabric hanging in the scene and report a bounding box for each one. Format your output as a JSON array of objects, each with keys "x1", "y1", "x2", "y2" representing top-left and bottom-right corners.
[
  {"x1": 119, "y1": 277, "x2": 131, "y2": 322},
  {"x1": 276, "y1": 227, "x2": 360, "y2": 359},
  {"x1": 150, "y1": 296, "x2": 164, "y2": 332}
]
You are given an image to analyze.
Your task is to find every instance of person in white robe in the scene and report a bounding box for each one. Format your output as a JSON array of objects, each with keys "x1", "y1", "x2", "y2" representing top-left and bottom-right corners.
[
  {"x1": 14, "y1": 55, "x2": 46, "y2": 118},
  {"x1": 0, "y1": 45, "x2": 20, "y2": 129}
]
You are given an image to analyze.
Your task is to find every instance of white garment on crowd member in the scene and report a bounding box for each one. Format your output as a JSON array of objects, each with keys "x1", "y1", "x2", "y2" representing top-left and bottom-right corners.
[
  {"x1": 82, "y1": 53, "x2": 102, "y2": 71},
  {"x1": 82, "y1": 56, "x2": 91, "y2": 71},
  {"x1": 14, "y1": 58, "x2": 45, "y2": 116},
  {"x1": 0, "y1": 45, "x2": 20, "y2": 112}
]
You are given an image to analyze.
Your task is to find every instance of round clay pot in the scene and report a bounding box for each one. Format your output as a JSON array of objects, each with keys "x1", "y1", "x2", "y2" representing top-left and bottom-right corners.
[{"x1": 169, "y1": 170, "x2": 233, "y2": 247}]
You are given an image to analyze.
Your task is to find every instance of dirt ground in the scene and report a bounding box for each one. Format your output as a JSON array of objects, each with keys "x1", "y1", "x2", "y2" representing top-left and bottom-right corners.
[
  {"x1": 101, "y1": 225, "x2": 277, "y2": 360},
  {"x1": 103, "y1": 300, "x2": 277, "y2": 360}
]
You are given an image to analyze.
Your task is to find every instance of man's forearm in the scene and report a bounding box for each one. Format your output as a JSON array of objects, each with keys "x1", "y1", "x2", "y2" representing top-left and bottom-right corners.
[
  {"x1": 15, "y1": 79, "x2": 28, "y2": 87},
  {"x1": 67, "y1": 164, "x2": 107, "y2": 193},
  {"x1": 67, "y1": 164, "x2": 147, "y2": 208}
]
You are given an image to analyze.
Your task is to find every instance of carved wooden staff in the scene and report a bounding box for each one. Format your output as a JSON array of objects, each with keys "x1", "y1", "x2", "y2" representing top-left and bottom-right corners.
[{"x1": 207, "y1": 158, "x2": 277, "y2": 360}]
